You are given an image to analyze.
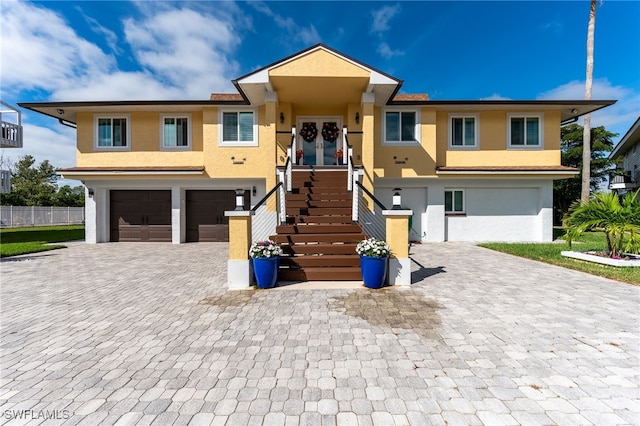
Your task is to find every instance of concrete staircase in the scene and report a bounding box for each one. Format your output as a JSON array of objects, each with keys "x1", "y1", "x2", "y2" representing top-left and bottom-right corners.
[{"x1": 272, "y1": 168, "x2": 365, "y2": 281}]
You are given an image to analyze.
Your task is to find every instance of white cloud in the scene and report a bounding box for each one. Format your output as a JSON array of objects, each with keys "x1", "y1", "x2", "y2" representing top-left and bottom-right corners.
[
  {"x1": 537, "y1": 78, "x2": 640, "y2": 139},
  {"x1": 123, "y1": 8, "x2": 241, "y2": 99},
  {"x1": 371, "y1": 4, "x2": 401, "y2": 34},
  {"x1": 1, "y1": 1, "x2": 114, "y2": 97},
  {"x1": 1, "y1": 1, "x2": 242, "y2": 101},
  {"x1": 480, "y1": 93, "x2": 512, "y2": 101},
  {"x1": 250, "y1": 2, "x2": 321, "y2": 46},
  {"x1": 377, "y1": 42, "x2": 404, "y2": 60},
  {"x1": 370, "y1": 5, "x2": 403, "y2": 59}
]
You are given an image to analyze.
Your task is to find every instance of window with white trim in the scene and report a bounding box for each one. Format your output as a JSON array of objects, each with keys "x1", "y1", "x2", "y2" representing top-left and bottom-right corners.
[
  {"x1": 161, "y1": 114, "x2": 191, "y2": 149},
  {"x1": 219, "y1": 110, "x2": 257, "y2": 146},
  {"x1": 383, "y1": 109, "x2": 420, "y2": 144},
  {"x1": 445, "y1": 189, "x2": 465, "y2": 214},
  {"x1": 508, "y1": 114, "x2": 543, "y2": 148},
  {"x1": 95, "y1": 115, "x2": 130, "y2": 149},
  {"x1": 449, "y1": 114, "x2": 478, "y2": 148}
]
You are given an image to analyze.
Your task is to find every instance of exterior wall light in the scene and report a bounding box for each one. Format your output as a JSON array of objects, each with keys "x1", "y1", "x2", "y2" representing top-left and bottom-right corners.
[
  {"x1": 280, "y1": 112, "x2": 285, "y2": 123},
  {"x1": 392, "y1": 188, "x2": 402, "y2": 210},
  {"x1": 355, "y1": 112, "x2": 360, "y2": 124},
  {"x1": 235, "y1": 189, "x2": 245, "y2": 211}
]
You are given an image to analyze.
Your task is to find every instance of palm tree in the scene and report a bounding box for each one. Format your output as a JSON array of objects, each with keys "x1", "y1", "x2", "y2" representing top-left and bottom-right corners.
[
  {"x1": 565, "y1": 191, "x2": 640, "y2": 258},
  {"x1": 581, "y1": 0, "x2": 597, "y2": 202}
]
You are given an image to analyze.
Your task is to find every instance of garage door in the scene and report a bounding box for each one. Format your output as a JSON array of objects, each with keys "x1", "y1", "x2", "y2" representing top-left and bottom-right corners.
[
  {"x1": 186, "y1": 190, "x2": 250, "y2": 242},
  {"x1": 110, "y1": 190, "x2": 172, "y2": 242}
]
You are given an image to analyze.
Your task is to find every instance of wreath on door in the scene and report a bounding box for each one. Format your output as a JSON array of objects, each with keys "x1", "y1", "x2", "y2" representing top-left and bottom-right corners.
[
  {"x1": 300, "y1": 122, "x2": 317, "y2": 142},
  {"x1": 322, "y1": 122, "x2": 340, "y2": 143}
]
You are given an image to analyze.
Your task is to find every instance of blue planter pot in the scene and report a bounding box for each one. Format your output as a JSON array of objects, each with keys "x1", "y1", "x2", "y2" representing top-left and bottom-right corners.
[
  {"x1": 252, "y1": 256, "x2": 280, "y2": 289},
  {"x1": 360, "y1": 255, "x2": 388, "y2": 289}
]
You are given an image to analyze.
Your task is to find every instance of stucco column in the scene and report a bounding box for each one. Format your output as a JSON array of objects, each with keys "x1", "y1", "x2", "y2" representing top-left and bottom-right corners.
[
  {"x1": 84, "y1": 185, "x2": 97, "y2": 244},
  {"x1": 171, "y1": 186, "x2": 184, "y2": 244},
  {"x1": 224, "y1": 210, "x2": 254, "y2": 289},
  {"x1": 426, "y1": 184, "x2": 445, "y2": 242},
  {"x1": 265, "y1": 92, "x2": 278, "y2": 212},
  {"x1": 383, "y1": 209, "x2": 413, "y2": 286},
  {"x1": 538, "y1": 182, "x2": 553, "y2": 242},
  {"x1": 361, "y1": 92, "x2": 375, "y2": 211}
]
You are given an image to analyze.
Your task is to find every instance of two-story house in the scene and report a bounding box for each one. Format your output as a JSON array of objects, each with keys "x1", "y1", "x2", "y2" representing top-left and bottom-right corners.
[
  {"x1": 609, "y1": 116, "x2": 640, "y2": 195},
  {"x1": 20, "y1": 44, "x2": 614, "y2": 255}
]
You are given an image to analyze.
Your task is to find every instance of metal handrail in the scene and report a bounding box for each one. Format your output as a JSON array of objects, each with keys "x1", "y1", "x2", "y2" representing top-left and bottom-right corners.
[
  {"x1": 355, "y1": 180, "x2": 388, "y2": 210},
  {"x1": 251, "y1": 182, "x2": 283, "y2": 212}
]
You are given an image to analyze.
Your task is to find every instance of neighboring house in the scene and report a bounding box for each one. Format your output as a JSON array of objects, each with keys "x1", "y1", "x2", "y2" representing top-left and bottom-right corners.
[
  {"x1": 0, "y1": 101, "x2": 23, "y2": 193},
  {"x1": 609, "y1": 116, "x2": 640, "y2": 195},
  {"x1": 20, "y1": 44, "x2": 614, "y2": 246}
]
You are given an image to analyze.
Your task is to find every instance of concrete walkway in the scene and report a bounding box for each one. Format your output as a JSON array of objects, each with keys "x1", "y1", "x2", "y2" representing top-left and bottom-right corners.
[{"x1": 1, "y1": 242, "x2": 638, "y2": 425}]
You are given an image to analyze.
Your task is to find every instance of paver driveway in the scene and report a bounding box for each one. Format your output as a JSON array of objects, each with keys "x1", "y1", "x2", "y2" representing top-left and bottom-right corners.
[{"x1": 1, "y1": 242, "x2": 639, "y2": 425}]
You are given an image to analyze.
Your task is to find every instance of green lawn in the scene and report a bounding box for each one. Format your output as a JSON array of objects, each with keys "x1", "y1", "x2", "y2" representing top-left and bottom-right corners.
[
  {"x1": 480, "y1": 230, "x2": 640, "y2": 286},
  {"x1": 0, "y1": 225, "x2": 85, "y2": 257}
]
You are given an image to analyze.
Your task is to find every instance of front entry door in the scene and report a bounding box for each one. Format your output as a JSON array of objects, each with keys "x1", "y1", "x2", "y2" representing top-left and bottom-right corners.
[{"x1": 297, "y1": 117, "x2": 342, "y2": 166}]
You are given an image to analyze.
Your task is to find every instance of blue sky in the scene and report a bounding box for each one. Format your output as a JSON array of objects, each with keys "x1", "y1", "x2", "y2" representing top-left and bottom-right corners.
[{"x1": 1, "y1": 0, "x2": 639, "y2": 173}]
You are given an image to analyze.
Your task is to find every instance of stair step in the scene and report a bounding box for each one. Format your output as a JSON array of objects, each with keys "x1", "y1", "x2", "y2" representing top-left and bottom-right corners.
[
  {"x1": 278, "y1": 267, "x2": 362, "y2": 281},
  {"x1": 293, "y1": 215, "x2": 352, "y2": 224},
  {"x1": 287, "y1": 193, "x2": 352, "y2": 201},
  {"x1": 282, "y1": 244, "x2": 358, "y2": 255},
  {"x1": 271, "y1": 233, "x2": 366, "y2": 244},
  {"x1": 276, "y1": 224, "x2": 363, "y2": 234},
  {"x1": 281, "y1": 255, "x2": 360, "y2": 268},
  {"x1": 307, "y1": 207, "x2": 352, "y2": 215},
  {"x1": 292, "y1": 170, "x2": 347, "y2": 177},
  {"x1": 287, "y1": 200, "x2": 352, "y2": 208},
  {"x1": 290, "y1": 187, "x2": 350, "y2": 195}
]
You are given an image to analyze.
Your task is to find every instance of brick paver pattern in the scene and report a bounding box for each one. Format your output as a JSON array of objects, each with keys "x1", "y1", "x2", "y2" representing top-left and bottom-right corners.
[{"x1": 1, "y1": 242, "x2": 639, "y2": 425}]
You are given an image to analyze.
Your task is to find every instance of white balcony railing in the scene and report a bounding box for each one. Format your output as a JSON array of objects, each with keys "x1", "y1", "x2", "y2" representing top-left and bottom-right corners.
[{"x1": 1, "y1": 101, "x2": 23, "y2": 148}]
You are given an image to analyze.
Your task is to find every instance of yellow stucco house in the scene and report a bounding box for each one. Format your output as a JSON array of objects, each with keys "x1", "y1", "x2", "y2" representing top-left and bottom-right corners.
[{"x1": 21, "y1": 44, "x2": 614, "y2": 285}]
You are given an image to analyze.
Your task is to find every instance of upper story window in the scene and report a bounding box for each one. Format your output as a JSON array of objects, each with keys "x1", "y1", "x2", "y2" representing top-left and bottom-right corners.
[
  {"x1": 161, "y1": 114, "x2": 191, "y2": 150},
  {"x1": 383, "y1": 109, "x2": 420, "y2": 145},
  {"x1": 449, "y1": 114, "x2": 478, "y2": 149},
  {"x1": 508, "y1": 113, "x2": 543, "y2": 149},
  {"x1": 95, "y1": 115, "x2": 130, "y2": 150},
  {"x1": 220, "y1": 109, "x2": 257, "y2": 146}
]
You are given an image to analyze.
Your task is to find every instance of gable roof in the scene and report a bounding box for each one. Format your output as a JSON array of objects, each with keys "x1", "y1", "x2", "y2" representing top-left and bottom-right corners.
[
  {"x1": 232, "y1": 44, "x2": 403, "y2": 107},
  {"x1": 610, "y1": 116, "x2": 640, "y2": 160}
]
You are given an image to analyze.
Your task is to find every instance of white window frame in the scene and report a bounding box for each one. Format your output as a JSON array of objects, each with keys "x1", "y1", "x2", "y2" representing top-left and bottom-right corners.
[
  {"x1": 94, "y1": 114, "x2": 131, "y2": 151},
  {"x1": 218, "y1": 108, "x2": 258, "y2": 147},
  {"x1": 444, "y1": 189, "x2": 465, "y2": 214},
  {"x1": 448, "y1": 113, "x2": 479, "y2": 149},
  {"x1": 507, "y1": 113, "x2": 544, "y2": 149},
  {"x1": 160, "y1": 114, "x2": 192, "y2": 150},
  {"x1": 382, "y1": 108, "x2": 421, "y2": 146}
]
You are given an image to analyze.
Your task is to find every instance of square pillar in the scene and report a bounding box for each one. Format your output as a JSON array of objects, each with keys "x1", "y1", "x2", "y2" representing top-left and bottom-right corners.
[
  {"x1": 224, "y1": 211, "x2": 254, "y2": 289},
  {"x1": 383, "y1": 209, "x2": 413, "y2": 286},
  {"x1": 171, "y1": 186, "x2": 184, "y2": 244}
]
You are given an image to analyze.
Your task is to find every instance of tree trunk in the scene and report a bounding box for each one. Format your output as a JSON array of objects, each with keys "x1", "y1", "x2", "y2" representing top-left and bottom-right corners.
[{"x1": 581, "y1": 0, "x2": 597, "y2": 202}]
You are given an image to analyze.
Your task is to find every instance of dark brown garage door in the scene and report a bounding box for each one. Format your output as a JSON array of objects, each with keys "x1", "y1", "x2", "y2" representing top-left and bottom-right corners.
[
  {"x1": 186, "y1": 190, "x2": 250, "y2": 242},
  {"x1": 110, "y1": 190, "x2": 172, "y2": 242}
]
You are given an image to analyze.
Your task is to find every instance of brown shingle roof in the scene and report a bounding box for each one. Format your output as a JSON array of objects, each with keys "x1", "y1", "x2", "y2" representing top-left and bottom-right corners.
[
  {"x1": 393, "y1": 94, "x2": 429, "y2": 101},
  {"x1": 210, "y1": 93, "x2": 244, "y2": 101}
]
